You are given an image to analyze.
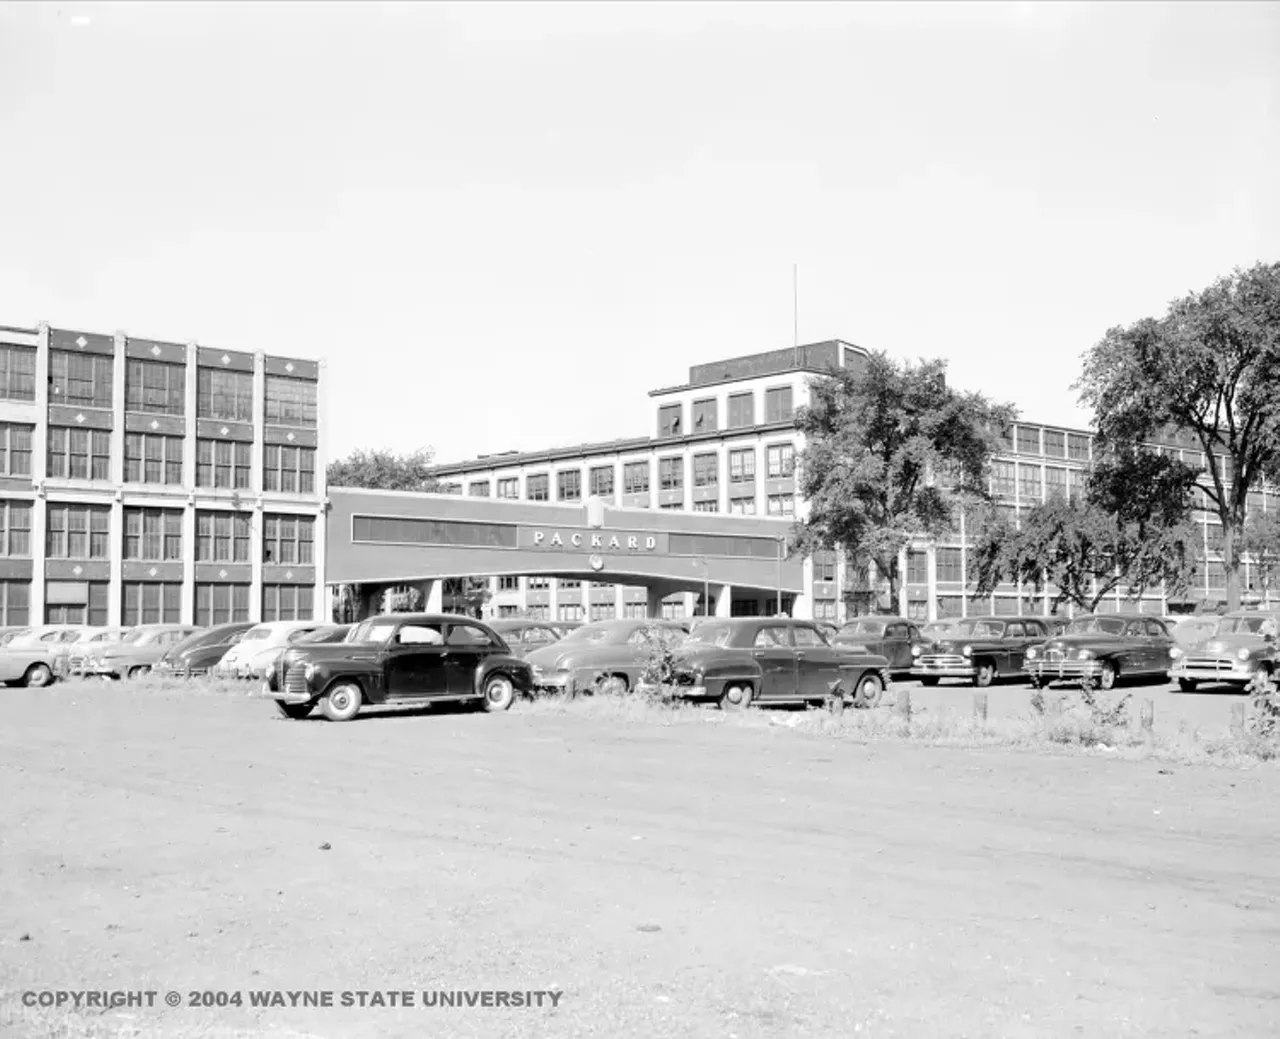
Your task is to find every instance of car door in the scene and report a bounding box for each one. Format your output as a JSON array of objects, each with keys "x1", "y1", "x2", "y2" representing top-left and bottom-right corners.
[
  {"x1": 1145, "y1": 619, "x2": 1173, "y2": 671},
  {"x1": 996, "y1": 622, "x2": 1023, "y2": 674},
  {"x1": 793, "y1": 624, "x2": 841, "y2": 699},
  {"x1": 1120, "y1": 620, "x2": 1150, "y2": 671},
  {"x1": 883, "y1": 623, "x2": 911, "y2": 670},
  {"x1": 751, "y1": 623, "x2": 798, "y2": 700},
  {"x1": 1012, "y1": 621, "x2": 1044, "y2": 672},
  {"x1": 385, "y1": 622, "x2": 449, "y2": 697},
  {"x1": 443, "y1": 622, "x2": 499, "y2": 696}
]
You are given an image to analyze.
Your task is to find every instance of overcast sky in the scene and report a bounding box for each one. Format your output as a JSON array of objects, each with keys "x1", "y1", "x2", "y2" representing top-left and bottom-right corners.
[{"x1": 1, "y1": 1, "x2": 1276, "y2": 464}]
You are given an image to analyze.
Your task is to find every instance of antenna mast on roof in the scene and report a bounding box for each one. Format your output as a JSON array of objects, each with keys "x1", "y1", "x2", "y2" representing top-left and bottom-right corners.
[{"x1": 793, "y1": 263, "x2": 799, "y2": 366}]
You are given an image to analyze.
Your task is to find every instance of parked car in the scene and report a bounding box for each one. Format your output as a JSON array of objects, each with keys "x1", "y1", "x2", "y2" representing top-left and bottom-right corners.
[
  {"x1": 153, "y1": 622, "x2": 257, "y2": 677},
  {"x1": 814, "y1": 620, "x2": 840, "y2": 640},
  {"x1": 912, "y1": 615, "x2": 1054, "y2": 687},
  {"x1": 0, "y1": 624, "x2": 85, "y2": 687},
  {"x1": 669, "y1": 618, "x2": 890, "y2": 710},
  {"x1": 1169, "y1": 611, "x2": 1280, "y2": 692},
  {"x1": 264, "y1": 613, "x2": 533, "y2": 721},
  {"x1": 523, "y1": 618, "x2": 692, "y2": 695},
  {"x1": 488, "y1": 619, "x2": 569, "y2": 659},
  {"x1": 1166, "y1": 615, "x2": 1223, "y2": 657},
  {"x1": 83, "y1": 624, "x2": 203, "y2": 679},
  {"x1": 0, "y1": 625, "x2": 33, "y2": 648},
  {"x1": 57, "y1": 627, "x2": 132, "y2": 675},
  {"x1": 292, "y1": 624, "x2": 353, "y2": 645},
  {"x1": 831, "y1": 616, "x2": 930, "y2": 675},
  {"x1": 1042, "y1": 617, "x2": 1070, "y2": 637},
  {"x1": 1024, "y1": 614, "x2": 1174, "y2": 690},
  {"x1": 549, "y1": 620, "x2": 584, "y2": 638},
  {"x1": 213, "y1": 620, "x2": 328, "y2": 679},
  {"x1": 919, "y1": 619, "x2": 966, "y2": 642}
]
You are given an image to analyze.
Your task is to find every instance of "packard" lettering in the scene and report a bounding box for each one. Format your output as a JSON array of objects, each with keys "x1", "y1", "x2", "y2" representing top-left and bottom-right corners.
[{"x1": 532, "y1": 530, "x2": 657, "y2": 551}]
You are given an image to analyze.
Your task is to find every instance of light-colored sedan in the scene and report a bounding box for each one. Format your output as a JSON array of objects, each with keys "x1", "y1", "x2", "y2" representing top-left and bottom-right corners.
[
  {"x1": 0, "y1": 625, "x2": 87, "y2": 687},
  {"x1": 55, "y1": 627, "x2": 133, "y2": 676},
  {"x1": 212, "y1": 620, "x2": 328, "y2": 679},
  {"x1": 82, "y1": 624, "x2": 203, "y2": 680}
]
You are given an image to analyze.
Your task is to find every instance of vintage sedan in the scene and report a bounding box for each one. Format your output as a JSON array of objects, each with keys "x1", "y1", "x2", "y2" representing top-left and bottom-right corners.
[
  {"x1": 831, "y1": 616, "x2": 930, "y2": 675},
  {"x1": 523, "y1": 618, "x2": 691, "y2": 695},
  {"x1": 670, "y1": 618, "x2": 890, "y2": 710},
  {"x1": 83, "y1": 624, "x2": 203, "y2": 679},
  {"x1": 488, "y1": 619, "x2": 569, "y2": 659},
  {"x1": 912, "y1": 616, "x2": 1053, "y2": 687},
  {"x1": 153, "y1": 622, "x2": 257, "y2": 677},
  {"x1": 213, "y1": 620, "x2": 328, "y2": 679},
  {"x1": 1169, "y1": 611, "x2": 1279, "y2": 692},
  {"x1": 58, "y1": 627, "x2": 133, "y2": 675},
  {"x1": 264, "y1": 613, "x2": 533, "y2": 721},
  {"x1": 1024, "y1": 614, "x2": 1174, "y2": 690},
  {"x1": 919, "y1": 619, "x2": 965, "y2": 643},
  {"x1": 0, "y1": 625, "x2": 85, "y2": 687}
]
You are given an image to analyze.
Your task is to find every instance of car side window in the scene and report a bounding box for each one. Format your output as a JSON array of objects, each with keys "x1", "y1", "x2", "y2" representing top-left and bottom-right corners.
[
  {"x1": 1026, "y1": 621, "x2": 1045, "y2": 638},
  {"x1": 523, "y1": 627, "x2": 554, "y2": 645},
  {"x1": 1004, "y1": 622, "x2": 1023, "y2": 639},
  {"x1": 753, "y1": 626, "x2": 791, "y2": 648},
  {"x1": 447, "y1": 624, "x2": 496, "y2": 647},
  {"x1": 792, "y1": 626, "x2": 825, "y2": 647},
  {"x1": 907, "y1": 625, "x2": 921, "y2": 640},
  {"x1": 397, "y1": 624, "x2": 445, "y2": 646},
  {"x1": 885, "y1": 623, "x2": 906, "y2": 639},
  {"x1": 1145, "y1": 619, "x2": 1167, "y2": 638},
  {"x1": 1123, "y1": 620, "x2": 1145, "y2": 638}
]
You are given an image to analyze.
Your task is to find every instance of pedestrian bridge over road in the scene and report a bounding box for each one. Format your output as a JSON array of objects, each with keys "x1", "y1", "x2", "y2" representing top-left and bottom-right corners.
[{"x1": 325, "y1": 486, "x2": 807, "y2": 619}]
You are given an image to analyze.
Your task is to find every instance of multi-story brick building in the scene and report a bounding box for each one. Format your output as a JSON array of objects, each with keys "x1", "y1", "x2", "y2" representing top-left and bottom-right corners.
[
  {"x1": 431, "y1": 340, "x2": 1266, "y2": 623},
  {"x1": 0, "y1": 321, "x2": 326, "y2": 627}
]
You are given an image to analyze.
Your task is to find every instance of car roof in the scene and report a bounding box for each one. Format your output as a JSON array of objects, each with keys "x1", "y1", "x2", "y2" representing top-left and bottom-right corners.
[
  {"x1": 840, "y1": 615, "x2": 910, "y2": 624},
  {"x1": 361, "y1": 613, "x2": 492, "y2": 626}
]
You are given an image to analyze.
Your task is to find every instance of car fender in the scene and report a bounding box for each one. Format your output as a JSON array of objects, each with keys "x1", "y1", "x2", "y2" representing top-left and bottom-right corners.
[{"x1": 475, "y1": 655, "x2": 533, "y2": 694}]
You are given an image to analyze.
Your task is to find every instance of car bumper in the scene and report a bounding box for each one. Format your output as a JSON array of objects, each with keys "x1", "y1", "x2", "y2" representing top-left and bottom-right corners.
[
  {"x1": 84, "y1": 664, "x2": 125, "y2": 679},
  {"x1": 1171, "y1": 659, "x2": 1256, "y2": 683},
  {"x1": 910, "y1": 665, "x2": 976, "y2": 680},
  {"x1": 262, "y1": 680, "x2": 311, "y2": 704},
  {"x1": 1025, "y1": 660, "x2": 1103, "y2": 681}
]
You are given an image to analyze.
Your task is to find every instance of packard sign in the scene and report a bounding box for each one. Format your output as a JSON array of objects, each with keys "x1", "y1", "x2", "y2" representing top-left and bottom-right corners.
[{"x1": 518, "y1": 527, "x2": 669, "y2": 553}]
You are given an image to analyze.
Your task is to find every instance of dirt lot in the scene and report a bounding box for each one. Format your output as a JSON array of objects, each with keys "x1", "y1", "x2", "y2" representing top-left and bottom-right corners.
[{"x1": 2, "y1": 682, "x2": 1278, "y2": 1039}]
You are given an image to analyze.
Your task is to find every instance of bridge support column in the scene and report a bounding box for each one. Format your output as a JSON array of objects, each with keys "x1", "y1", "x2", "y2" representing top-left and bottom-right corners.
[
  {"x1": 714, "y1": 583, "x2": 733, "y2": 618},
  {"x1": 415, "y1": 579, "x2": 443, "y2": 614}
]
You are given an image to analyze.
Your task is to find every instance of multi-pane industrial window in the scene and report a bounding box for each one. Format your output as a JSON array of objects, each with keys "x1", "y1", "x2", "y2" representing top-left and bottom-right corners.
[
  {"x1": 468, "y1": 481, "x2": 491, "y2": 497},
  {"x1": 497, "y1": 576, "x2": 520, "y2": 591},
  {"x1": 45, "y1": 504, "x2": 111, "y2": 558},
  {"x1": 0, "y1": 579, "x2": 29, "y2": 624},
  {"x1": 557, "y1": 603, "x2": 585, "y2": 622},
  {"x1": 262, "y1": 584, "x2": 314, "y2": 622},
  {"x1": 1015, "y1": 426, "x2": 1041, "y2": 454},
  {"x1": 692, "y1": 399, "x2": 717, "y2": 432},
  {"x1": 589, "y1": 466, "x2": 614, "y2": 497},
  {"x1": 813, "y1": 599, "x2": 837, "y2": 621},
  {"x1": 693, "y1": 453, "x2": 718, "y2": 487},
  {"x1": 1017, "y1": 464, "x2": 1043, "y2": 501},
  {"x1": 623, "y1": 462, "x2": 649, "y2": 494},
  {"x1": 1045, "y1": 467, "x2": 1067, "y2": 500},
  {"x1": 0, "y1": 345, "x2": 36, "y2": 401},
  {"x1": 936, "y1": 548, "x2": 963, "y2": 582},
  {"x1": 197, "y1": 440, "x2": 252, "y2": 489},
  {"x1": 1206, "y1": 560, "x2": 1226, "y2": 589},
  {"x1": 1205, "y1": 525, "x2": 1225, "y2": 555},
  {"x1": 526, "y1": 474, "x2": 549, "y2": 501},
  {"x1": 813, "y1": 551, "x2": 837, "y2": 582},
  {"x1": 496, "y1": 478, "x2": 519, "y2": 499},
  {"x1": 123, "y1": 508, "x2": 183, "y2": 560},
  {"x1": 727, "y1": 393, "x2": 754, "y2": 429},
  {"x1": 559, "y1": 579, "x2": 581, "y2": 590},
  {"x1": 264, "y1": 375, "x2": 318, "y2": 427},
  {"x1": 692, "y1": 501, "x2": 719, "y2": 513},
  {"x1": 765, "y1": 386, "x2": 794, "y2": 424},
  {"x1": 263, "y1": 514, "x2": 315, "y2": 565},
  {"x1": 126, "y1": 360, "x2": 186, "y2": 415},
  {"x1": 622, "y1": 602, "x2": 646, "y2": 619},
  {"x1": 659, "y1": 457, "x2": 683, "y2": 491},
  {"x1": 1067, "y1": 433, "x2": 1091, "y2": 461},
  {"x1": 728, "y1": 448, "x2": 756, "y2": 483},
  {"x1": 197, "y1": 369, "x2": 254, "y2": 422},
  {"x1": 49, "y1": 350, "x2": 113, "y2": 409},
  {"x1": 766, "y1": 494, "x2": 794, "y2": 517},
  {"x1": 122, "y1": 582, "x2": 182, "y2": 625},
  {"x1": 263, "y1": 444, "x2": 316, "y2": 493},
  {"x1": 1043, "y1": 430, "x2": 1066, "y2": 458},
  {"x1": 195, "y1": 583, "x2": 251, "y2": 626},
  {"x1": 991, "y1": 461, "x2": 1015, "y2": 497},
  {"x1": 0, "y1": 500, "x2": 32, "y2": 556},
  {"x1": 657, "y1": 404, "x2": 682, "y2": 437},
  {"x1": 766, "y1": 443, "x2": 794, "y2": 478},
  {"x1": 528, "y1": 577, "x2": 550, "y2": 590},
  {"x1": 124, "y1": 433, "x2": 183, "y2": 485},
  {"x1": 590, "y1": 602, "x2": 615, "y2": 621},
  {"x1": 557, "y1": 470, "x2": 581, "y2": 501},
  {"x1": 46, "y1": 582, "x2": 107, "y2": 626},
  {"x1": 906, "y1": 550, "x2": 928, "y2": 584},
  {"x1": 195, "y1": 511, "x2": 251, "y2": 562},
  {"x1": 47, "y1": 428, "x2": 111, "y2": 481},
  {"x1": 729, "y1": 496, "x2": 757, "y2": 516},
  {"x1": 0, "y1": 423, "x2": 32, "y2": 477}
]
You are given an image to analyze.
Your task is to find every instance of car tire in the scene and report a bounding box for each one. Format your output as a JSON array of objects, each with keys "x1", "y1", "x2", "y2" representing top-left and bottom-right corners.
[
  {"x1": 482, "y1": 674, "x2": 516, "y2": 712},
  {"x1": 23, "y1": 663, "x2": 53, "y2": 689},
  {"x1": 275, "y1": 700, "x2": 314, "y2": 720},
  {"x1": 595, "y1": 674, "x2": 628, "y2": 697},
  {"x1": 1176, "y1": 678, "x2": 1198, "y2": 693},
  {"x1": 1097, "y1": 662, "x2": 1117, "y2": 691},
  {"x1": 974, "y1": 662, "x2": 995, "y2": 688},
  {"x1": 720, "y1": 683, "x2": 753, "y2": 711},
  {"x1": 127, "y1": 665, "x2": 150, "y2": 680},
  {"x1": 854, "y1": 673, "x2": 884, "y2": 709},
  {"x1": 320, "y1": 682, "x2": 362, "y2": 722},
  {"x1": 919, "y1": 676, "x2": 940, "y2": 687}
]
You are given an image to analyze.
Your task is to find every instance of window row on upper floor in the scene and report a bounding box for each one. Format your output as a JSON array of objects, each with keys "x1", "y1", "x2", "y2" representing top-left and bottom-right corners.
[{"x1": 655, "y1": 384, "x2": 796, "y2": 438}]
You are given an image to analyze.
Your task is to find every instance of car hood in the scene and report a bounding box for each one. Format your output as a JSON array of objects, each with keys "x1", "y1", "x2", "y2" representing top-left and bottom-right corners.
[
  {"x1": 1197, "y1": 634, "x2": 1270, "y2": 654},
  {"x1": 280, "y1": 641, "x2": 383, "y2": 668},
  {"x1": 1039, "y1": 634, "x2": 1127, "y2": 652},
  {"x1": 525, "y1": 642, "x2": 631, "y2": 671}
]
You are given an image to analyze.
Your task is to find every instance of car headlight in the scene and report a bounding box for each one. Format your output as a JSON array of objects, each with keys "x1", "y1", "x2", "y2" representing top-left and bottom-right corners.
[
  {"x1": 303, "y1": 662, "x2": 318, "y2": 681},
  {"x1": 1025, "y1": 648, "x2": 1037, "y2": 660},
  {"x1": 1170, "y1": 646, "x2": 1182, "y2": 659},
  {"x1": 961, "y1": 645, "x2": 972, "y2": 657},
  {"x1": 1238, "y1": 647, "x2": 1251, "y2": 661},
  {"x1": 1077, "y1": 649, "x2": 1094, "y2": 660},
  {"x1": 911, "y1": 645, "x2": 922, "y2": 656}
]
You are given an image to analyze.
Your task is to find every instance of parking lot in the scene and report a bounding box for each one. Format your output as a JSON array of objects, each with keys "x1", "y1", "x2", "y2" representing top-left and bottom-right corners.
[{"x1": 1, "y1": 680, "x2": 1278, "y2": 1039}]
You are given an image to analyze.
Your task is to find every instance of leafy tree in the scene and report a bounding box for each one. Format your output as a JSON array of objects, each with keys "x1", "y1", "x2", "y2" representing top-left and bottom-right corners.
[
  {"x1": 326, "y1": 447, "x2": 442, "y2": 492},
  {"x1": 968, "y1": 457, "x2": 1200, "y2": 613},
  {"x1": 1241, "y1": 510, "x2": 1280, "y2": 602},
  {"x1": 795, "y1": 352, "x2": 1017, "y2": 610},
  {"x1": 1075, "y1": 261, "x2": 1280, "y2": 609}
]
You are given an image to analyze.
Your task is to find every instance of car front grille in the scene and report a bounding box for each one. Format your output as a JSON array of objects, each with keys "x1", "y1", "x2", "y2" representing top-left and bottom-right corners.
[
  {"x1": 1182, "y1": 656, "x2": 1244, "y2": 671},
  {"x1": 284, "y1": 665, "x2": 308, "y2": 698},
  {"x1": 917, "y1": 654, "x2": 968, "y2": 669}
]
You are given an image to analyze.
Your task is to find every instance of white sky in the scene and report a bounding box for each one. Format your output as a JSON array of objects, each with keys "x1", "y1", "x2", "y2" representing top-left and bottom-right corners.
[{"x1": 1, "y1": 1, "x2": 1276, "y2": 463}]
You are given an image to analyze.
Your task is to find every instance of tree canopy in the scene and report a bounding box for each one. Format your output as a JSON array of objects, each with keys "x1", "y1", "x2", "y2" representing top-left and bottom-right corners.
[
  {"x1": 326, "y1": 447, "x2": 442, "y2": 493},
  {"x1": 1075, "y1": 261, "x2": 1280, "y2": 609},
  {"x1": 795, "y1": 352, "x2": 1017, "y2": 609}
]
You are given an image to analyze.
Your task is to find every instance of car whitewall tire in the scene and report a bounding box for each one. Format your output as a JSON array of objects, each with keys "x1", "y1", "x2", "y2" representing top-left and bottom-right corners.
[
  {"x1": 720, "y1": 683, "x2": 753, "y2": 711},
  {"x1": 854, "y1": 674, "x2": 884, "y2": 709},
  {"x1": 482, "y1": 674, "x2": 516, "y2": 712},
  {"x1": 320, "y1": 682, "x2": 362, "y2": 722}
]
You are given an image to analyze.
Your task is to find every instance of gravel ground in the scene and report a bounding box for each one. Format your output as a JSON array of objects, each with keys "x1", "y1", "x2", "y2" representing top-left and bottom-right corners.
[{"x1": 1, "y1": 682, "x2": 1278, "y2": 1039}]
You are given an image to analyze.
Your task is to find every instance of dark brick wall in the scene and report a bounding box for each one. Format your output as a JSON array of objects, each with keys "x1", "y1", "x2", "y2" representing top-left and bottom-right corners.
[{"x1": 687, "y1": 341, "x2": 842, "y2": 387}]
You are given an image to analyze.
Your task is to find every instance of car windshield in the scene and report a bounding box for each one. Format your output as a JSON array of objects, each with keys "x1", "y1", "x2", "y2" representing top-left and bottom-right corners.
[
  {"x1": 349, "y1": 621, "x2": 396, "y2": 644},
  {"x1": 684, "y1": 624, "x2": 735, "y2": 647},
  {"x1": 559, "y1": 624, "x2": 622, "y2": 644},
  {"x1": 119, "y1": 629, "x2": 149, "y2": 644},
  {"x1": 1217, "y1": 616, "x2": 1270, "y2": 635},
  {"x1": 239, "y1": 627, "x2": 272, "y2": 642},
  {"x1": 842, "y1": 621, "x2": 886, "y2": 636},
  {"x1": 1064, "y1": 617, "x2": 1126, "y2": 636},
  {"x1": 956, "y1": 620, "x2": 1004, "y2": 637}
]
